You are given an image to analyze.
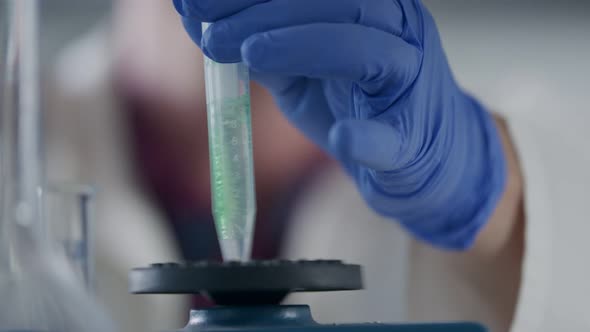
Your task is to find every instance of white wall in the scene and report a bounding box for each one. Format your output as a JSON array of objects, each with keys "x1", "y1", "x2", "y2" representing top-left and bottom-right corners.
[{"x1": 426, "y1": 1, "x2": 590, "y2": 133}]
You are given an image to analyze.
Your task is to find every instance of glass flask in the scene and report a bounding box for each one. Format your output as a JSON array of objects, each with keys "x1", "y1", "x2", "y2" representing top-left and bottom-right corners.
[{"x1": 0, "y1": 1, "x2": 117, "y2": 331}]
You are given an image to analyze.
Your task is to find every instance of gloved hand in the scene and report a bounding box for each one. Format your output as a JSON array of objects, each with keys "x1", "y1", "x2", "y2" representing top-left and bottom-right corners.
[{"x1": 173, "y1": 0, "x2": 507, "y2": 250}]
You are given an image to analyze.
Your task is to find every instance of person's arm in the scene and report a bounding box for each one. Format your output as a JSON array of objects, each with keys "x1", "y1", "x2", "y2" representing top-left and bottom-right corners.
[
  {"x1": 173, "y1": 0, "x2": 508, "y2": 252},
  {"x1": 175, "y1": 0, "x2": 526, "y2": 322},
  {"x1": 472, "y1": 116, "x2": 524, "y2": 260},
  {"x1": 453, "y1": 115, "x2": 525, "y2": 325}
]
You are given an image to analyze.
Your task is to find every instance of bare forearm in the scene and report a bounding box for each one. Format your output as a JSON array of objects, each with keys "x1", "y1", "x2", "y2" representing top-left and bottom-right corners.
[
  {"x1": 451, "y1": 115, "x2": 526, "y2": 327},
  {"x1": 472, "y1": 115, "x2": 525, "y2": 261},
  {"x1": 409, "y1": 115, "x2": 525, "y2": 329}
]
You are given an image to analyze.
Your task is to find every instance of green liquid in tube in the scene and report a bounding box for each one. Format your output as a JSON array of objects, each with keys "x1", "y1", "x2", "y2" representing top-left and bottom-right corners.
[{"x1": 203, "y1": 23, "x2": 256, "y2": 261}]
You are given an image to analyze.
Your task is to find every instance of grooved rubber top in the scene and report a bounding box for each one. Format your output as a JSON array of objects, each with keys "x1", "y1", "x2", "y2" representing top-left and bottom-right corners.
[{"x1": 129, "y1": 260, "x2": 363, "y2": 305}]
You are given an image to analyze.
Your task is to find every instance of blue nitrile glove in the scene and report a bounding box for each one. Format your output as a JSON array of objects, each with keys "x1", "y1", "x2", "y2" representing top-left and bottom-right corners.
[{"x1": 173, "y1": 0, "x2": 507, "y2": 250}]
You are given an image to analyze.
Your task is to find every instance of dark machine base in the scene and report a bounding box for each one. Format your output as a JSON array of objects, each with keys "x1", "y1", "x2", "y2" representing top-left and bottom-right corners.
[
  {"x1": 129, "y1": 260, "x2": 487, "y2": 331},
  {"x1": 179, "y1": 305, "x2": 486, "y2": 332},
  {"x1": 129, "y1": 260, "x2": 362, "y2": 305}
]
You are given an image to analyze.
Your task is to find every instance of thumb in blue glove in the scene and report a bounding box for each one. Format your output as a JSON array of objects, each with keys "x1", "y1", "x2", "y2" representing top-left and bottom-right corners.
[{"x1": 173, "y1": 0, "x2": 507, "y2": 250}]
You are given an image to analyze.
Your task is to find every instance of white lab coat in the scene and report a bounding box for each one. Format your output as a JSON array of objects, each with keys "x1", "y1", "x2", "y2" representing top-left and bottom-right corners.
[{"x1": 48, "y1": 4, "x2": 590, "y2": 332}]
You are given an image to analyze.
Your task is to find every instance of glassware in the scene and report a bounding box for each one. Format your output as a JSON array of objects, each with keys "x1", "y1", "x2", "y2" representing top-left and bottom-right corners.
[
  {"x1": 0, "y1": 1, "x2": 117, "y2": 331},
  {"x1": 202, "y1": 23, "x2": 256, "y2": 262},
  {"x1": 43, "y1": 183, "x2": 96, "y2": 290}
]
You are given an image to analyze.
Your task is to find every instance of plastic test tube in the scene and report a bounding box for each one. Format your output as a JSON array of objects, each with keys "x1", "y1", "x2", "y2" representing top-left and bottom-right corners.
[{"x1": 202, "y1": 23, "x2": 256, "y2": 261}]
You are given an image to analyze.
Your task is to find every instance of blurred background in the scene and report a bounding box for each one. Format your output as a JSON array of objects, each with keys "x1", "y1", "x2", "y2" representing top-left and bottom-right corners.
[
  {"x1": 15, "y1": 0, "x2": 590, "y2": 331},
  {"x1": 40, "y1": 0, "x2": 111, "y2": 63}
]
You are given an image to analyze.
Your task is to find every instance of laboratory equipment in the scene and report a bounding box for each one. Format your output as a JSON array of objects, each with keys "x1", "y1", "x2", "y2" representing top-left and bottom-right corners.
[
  {"x1": 42, "y1": 183, "x2": 96, "y2": 289},
  {"x1": 0, "y1": 1, "x2": 116, "y2": 331},
  {"x1": 1, "y1": 0, "x2": 42, "y2": 238},
  {"x1": 202, "y1": 23, "x2": 256, "y2": 262},
  {"x1": 129, "y1": 260, "x2": 487, "y2": 332},
  {"x1": 130, "y1": 260, "x2": 362, "y2": 305}
]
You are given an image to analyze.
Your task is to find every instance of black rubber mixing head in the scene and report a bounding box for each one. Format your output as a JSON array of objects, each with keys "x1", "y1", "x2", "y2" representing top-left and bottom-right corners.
[{"x1": 129, "y1": 260, "x2": 362, "y2": 306}]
